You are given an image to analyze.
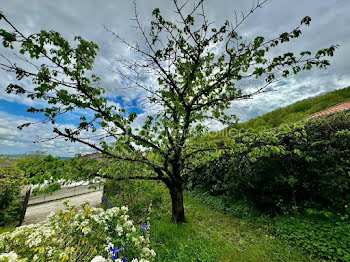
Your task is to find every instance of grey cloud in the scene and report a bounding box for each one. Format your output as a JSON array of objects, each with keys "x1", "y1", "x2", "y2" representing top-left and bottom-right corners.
[
  {"x1": 0, "y1": 111, "x2": 94, "y2": 156},
  {"x1": 0, "y1": 0, "x2": 349, "y2": 154}
]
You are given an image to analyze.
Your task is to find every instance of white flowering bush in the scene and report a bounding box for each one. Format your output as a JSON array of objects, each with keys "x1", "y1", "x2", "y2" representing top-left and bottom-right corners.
[
  {"x1": 0, "y1": 201, "x2": 156, "y2": 262},
  {"x1": 0, "y1": 251, "x2": 26, "y2": 262}
]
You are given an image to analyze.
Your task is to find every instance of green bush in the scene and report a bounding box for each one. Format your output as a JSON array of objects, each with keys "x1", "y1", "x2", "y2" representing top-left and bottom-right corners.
[
  {"x1": 0, "y1": 165, "x2": 24, "y2": 226},
  {"x1": 103, "y1": 179, "x2": 166, "y2": 222},
  {"x1": 187, "y1": 112, "x2": 350, "y2": 214}
]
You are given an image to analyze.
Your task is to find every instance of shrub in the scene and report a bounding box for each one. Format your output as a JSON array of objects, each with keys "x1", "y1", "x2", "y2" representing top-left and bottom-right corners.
[
  {"x1": 0, "y1": 165, "x2": 24, "y2": 226},
  {"x1": 0, "y1": 201, "x2": 156, "y2": 262},
  {"x1": 186, "y1": 112, "x2": 350, "y2": 214},
  {"x1": 103, "y1": 180, "x2": 165, "y2": 222}
]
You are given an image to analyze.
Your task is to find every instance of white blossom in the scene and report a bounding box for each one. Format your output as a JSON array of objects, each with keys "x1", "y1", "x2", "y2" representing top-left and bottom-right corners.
[{"x1": 91, "y1": 255, "x2": 107, "y2": 262}]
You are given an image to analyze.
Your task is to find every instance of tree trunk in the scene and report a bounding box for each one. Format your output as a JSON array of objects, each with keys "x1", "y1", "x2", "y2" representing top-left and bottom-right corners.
[{"x1": 169, "y1": 183, "x2": 185, "y2": 223}]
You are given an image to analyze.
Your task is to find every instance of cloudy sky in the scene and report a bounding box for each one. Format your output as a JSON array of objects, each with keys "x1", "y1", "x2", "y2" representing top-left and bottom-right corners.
[{"x1": 0, "y1": 0, "x2": 349, "y2": 156}]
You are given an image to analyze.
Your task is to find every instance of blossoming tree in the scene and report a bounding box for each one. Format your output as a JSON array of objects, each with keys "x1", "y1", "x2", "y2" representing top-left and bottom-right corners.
[{"x1": 0, "y1": 0, "x2": 337, "y2": 222}]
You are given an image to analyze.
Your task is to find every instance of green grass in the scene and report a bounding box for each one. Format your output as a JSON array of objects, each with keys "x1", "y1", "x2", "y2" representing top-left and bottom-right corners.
[
  {"x1": 185, "y1": 188, "x2": 350, "y2": 261},
  {"x1": 104, "y1": 181, "x2": 319, "y2": 261},
  {"x1": 150, "y1": 190, "x2": 314, "y2": 261},
  {"x1": 0, "y1": 226, "x2": 15, "y2": 234}
]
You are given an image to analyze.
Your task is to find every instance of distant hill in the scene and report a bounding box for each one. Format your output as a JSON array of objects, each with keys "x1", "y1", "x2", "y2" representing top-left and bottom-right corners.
[
  {"x1": 239, "y1": 86, "x2": 350, "y2": 129},
  {"x1": 208, "y1": 86, "x2": 350, "y2": 142},
  {"x1": 0, "y1": 154, "x2": 71, "y2": 160}
]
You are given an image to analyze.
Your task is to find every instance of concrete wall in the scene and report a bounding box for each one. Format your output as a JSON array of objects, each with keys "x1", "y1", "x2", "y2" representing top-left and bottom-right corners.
[{"x1": 28, "y1": 183, "x2": 103, "y2": 206}]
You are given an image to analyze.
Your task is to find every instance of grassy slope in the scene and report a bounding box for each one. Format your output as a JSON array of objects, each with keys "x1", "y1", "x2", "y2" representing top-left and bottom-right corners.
[
  {"x1": 207, "y1": 86, "x2": 350, "y2": 142},
  {"x1": 240, "y1": 86, "x2": 350, "y2": 129},
  {"x1": 150, "y1": 186, "x2": 314, "y2": 262}
]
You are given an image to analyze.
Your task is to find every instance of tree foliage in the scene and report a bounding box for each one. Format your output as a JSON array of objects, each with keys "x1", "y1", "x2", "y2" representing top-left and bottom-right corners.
[
  {"x1": 0, "y1": 0, "x2": 337, "y2": 222},
  {"x1": 15, "y1": 154, "x2": 64, "y2": 184},
  {"x1": 0, "y1": 165, "x2": 24, "y2": 226}
]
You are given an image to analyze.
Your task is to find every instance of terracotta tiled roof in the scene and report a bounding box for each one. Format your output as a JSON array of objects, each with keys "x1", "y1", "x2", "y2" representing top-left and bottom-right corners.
[
  {"x1": 306, "y1": 101, "x2": 350, "y2": 119},
  {"x1": 82, "y1": 152, "x2": 102, "y2": 159}
]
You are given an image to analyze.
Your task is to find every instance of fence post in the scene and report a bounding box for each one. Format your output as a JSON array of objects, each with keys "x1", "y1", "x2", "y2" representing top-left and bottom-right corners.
[{"x1": 17, "y1": 186, "x2": 31, "y2": 227}]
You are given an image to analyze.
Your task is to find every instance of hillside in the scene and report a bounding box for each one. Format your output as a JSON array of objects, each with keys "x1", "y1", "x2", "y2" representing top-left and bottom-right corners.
[{"x1": 239, "y1": 86, "x2": 350, "y2": 129}]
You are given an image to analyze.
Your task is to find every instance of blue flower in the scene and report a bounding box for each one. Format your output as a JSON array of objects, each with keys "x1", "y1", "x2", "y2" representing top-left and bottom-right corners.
[
  {"x1": 110, "y1": 245, "x2": 125, "y2": 260},
  {"x1": 109, "y1": 203, "x2": 114, "y2": 208},
  {"x1": 122, "y1": 257, "x2": 127, "y2": 262},
  {"x1": 103, "y1": 197, "x2": 109, "y2": 203},
  {"x1": 140, "y1": 223, "x2": 148, "y2": 232}
]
